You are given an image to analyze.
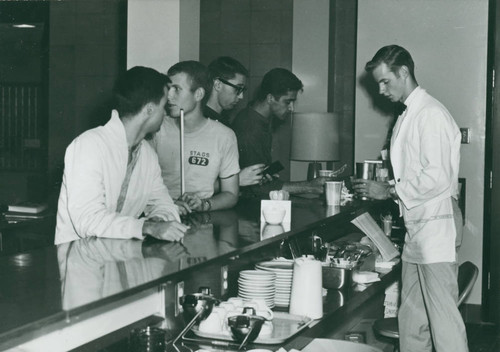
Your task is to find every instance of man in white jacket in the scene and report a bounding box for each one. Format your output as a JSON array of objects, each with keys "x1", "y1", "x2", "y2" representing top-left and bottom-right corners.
[
  {"x1": 55, "y1": 66, "x2": 188, "y2": 244},
  {"x1": 353, "y1": 45, "x2": 467, "y2": 352}
]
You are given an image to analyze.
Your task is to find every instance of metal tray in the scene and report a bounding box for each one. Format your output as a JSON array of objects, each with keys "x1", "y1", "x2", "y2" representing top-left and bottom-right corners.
[{"x1": 189, "y1": 312, "x2": 312, "y2": 345}]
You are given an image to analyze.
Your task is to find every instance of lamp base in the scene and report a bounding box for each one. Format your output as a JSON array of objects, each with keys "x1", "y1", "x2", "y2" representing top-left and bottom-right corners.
[{"x1": 307, "y1": 162, "x2": 322, "y2": 181}]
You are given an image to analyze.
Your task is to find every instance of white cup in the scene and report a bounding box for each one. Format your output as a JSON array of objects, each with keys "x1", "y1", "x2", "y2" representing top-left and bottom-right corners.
[
  {"x1": 247, "y1": 299, "x2": 274, "y2": 320},
  {"x1": 218, "y1": 301, "x2": 236, "y2": 312},
  {"x1": 325, "y1": 181, "x2": 343, "y2": 206},
  {"x1": 326, "y1": 205, "x2": 341, "y2": 217},
  {"x1": 227, "y1": 297, "x2": 244, "y2": 308},
  {"x1": 319, "y1": 169, "x2": 334, "y2": 177},
  {"x1": 198, "y1": 311, "x2": 223, "y2": 333},
  {"x1": 242, "y1": 301, "x2": 274, "y2": 321}
]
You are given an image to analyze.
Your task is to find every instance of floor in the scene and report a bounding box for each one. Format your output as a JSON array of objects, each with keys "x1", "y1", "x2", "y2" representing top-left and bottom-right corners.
[
  {"x1": 344, "y1": 318, "x2": 500, "y2": 352},
  {"x1": 95, "y1": 321, "x2": 500, "y2": 351},
  {"x1": 466, "y1": 323, "x2": 500, "y2": 352}
]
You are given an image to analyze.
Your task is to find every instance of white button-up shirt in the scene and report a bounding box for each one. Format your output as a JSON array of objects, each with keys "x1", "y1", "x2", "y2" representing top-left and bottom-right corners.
[{"x1": 391, "y1": 87, "x2": 461, "y2": 264}]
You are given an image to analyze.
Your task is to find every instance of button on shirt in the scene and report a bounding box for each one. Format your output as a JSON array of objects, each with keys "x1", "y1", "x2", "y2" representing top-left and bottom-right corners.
[{"x1": 390, "y1": 87, "x2": 461, "y2": 264}]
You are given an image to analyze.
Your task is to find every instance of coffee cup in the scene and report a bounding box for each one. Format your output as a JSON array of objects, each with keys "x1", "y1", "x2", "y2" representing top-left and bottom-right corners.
[
  {"x1": 241, "y1": 302, "x2": 274, "y2": 321},
  {"x1": 227, "y1": 297, "x2": 244, "y2": 308},
  {"x1": 319, "y1": 169, "x2": 334, "y2": 177},
  {"x1": 198, "y1": 311, "x2": 223, "y2": 333},
  {"x1": 218, "y1": 301, "x2": 236, "y2": 312}
]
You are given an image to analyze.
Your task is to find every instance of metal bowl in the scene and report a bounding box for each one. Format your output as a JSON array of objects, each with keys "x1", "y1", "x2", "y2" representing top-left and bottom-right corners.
[
  {"x1": 322, "y1": 265, "x2": 356, "y2": 289},
  {"x1": 180, "y1": 292, "x2": 219, "y2": 322},
  {"x1": 227, "y1": 314, "x2": 266, "y2": 343}
]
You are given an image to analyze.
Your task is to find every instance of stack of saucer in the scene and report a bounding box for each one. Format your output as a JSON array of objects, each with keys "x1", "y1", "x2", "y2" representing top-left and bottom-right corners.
[
  {"x1": 255, "y1": 259, "x2": 294, "y2": 307},
  {"x1": 237, "y1": 270, "x2": 276, "y2": 308}
]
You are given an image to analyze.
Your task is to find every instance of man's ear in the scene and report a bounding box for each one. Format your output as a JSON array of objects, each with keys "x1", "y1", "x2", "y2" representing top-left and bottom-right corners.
[
  {"x1": 195, "y1": 87, "x2": 206, "y2": 102},
  {"x1": 145, "y1": 102, "x2": 154, "y2": 116},
  {"x1": 213, "y1": 79, "x2": 222, "y2": 91},
  {"x1": 399, "y1": 65, "x2": 410, "y2": 79},
  {"x1": 266, "y1": 93, "x2": 275, "y2": 104}
]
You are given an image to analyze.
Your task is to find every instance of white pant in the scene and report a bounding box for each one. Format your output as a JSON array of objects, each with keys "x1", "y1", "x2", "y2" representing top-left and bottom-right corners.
[{"x1": 398, "y1": 261, "x2": 469, "y2": 352}]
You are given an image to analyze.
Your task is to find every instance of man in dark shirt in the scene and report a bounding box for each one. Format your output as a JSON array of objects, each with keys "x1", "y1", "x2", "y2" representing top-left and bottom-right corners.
[
  {"x1": 232, "y1": 68, "x2": 331, "y2": 197},
  {"x1": 205, "y1": 56, "x2": 267, "y2": 187},
  {"x1": 205, "y1": 56, "x2": 248, "y2": 127}
]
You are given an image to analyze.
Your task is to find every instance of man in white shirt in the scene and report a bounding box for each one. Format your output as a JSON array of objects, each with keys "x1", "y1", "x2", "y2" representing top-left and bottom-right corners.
[
  {"x1": 55, "y1": 66, "x2": 188, "y2": 244},
  {"x1": 151, "y1": 61, "x2": 240, "y2": 213},
  {"x1": 353, "y1": 45, "x2": 467, "y2": 352}
]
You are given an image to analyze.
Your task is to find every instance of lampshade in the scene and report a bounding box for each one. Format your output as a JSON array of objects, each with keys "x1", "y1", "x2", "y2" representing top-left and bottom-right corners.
[{"x1": 290, "y1": 112, "x2": 340, "y2": 161}]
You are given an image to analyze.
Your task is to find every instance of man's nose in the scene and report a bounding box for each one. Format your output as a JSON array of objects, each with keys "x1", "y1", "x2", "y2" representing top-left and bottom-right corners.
[
  {"x1": 288, "y1": 102, "x2": 294, "y2": 111},
  {"x1": 379, "y1": 84, "x2": 386, "y2": 95}
]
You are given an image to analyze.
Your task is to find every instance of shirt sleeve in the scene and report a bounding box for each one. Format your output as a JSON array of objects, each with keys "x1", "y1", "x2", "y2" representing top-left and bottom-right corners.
[
  {"x1": 395, "y1": 107, "x2": 459, "y2": 210},
  {"x1": 63, "y1": 137, "x2": 146, "y2": 240}
]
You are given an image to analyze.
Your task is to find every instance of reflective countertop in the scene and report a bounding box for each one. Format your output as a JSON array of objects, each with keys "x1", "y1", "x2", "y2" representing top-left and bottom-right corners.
[{"x1": 0, "y1": 197, "x2": 388, "y2": 346}]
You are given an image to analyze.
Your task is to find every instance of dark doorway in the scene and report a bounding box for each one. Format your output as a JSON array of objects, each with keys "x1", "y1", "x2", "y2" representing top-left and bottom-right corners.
[
  {"x1": 483, "y1": 0, "x2": 500, "y2": 324},
  {"x1": 0, "y1": 2, "x2": 49, "y2": 172}
]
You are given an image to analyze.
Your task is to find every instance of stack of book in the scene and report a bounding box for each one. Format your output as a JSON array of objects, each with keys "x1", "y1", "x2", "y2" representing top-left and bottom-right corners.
[{"x1": 2, "y1": 201, "x2": 50, "y2": 221}]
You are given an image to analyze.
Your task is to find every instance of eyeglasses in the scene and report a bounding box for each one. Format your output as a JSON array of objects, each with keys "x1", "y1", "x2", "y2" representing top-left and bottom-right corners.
[{"x1": 217, "y1": 77, "x2": 247, "y2": 95}]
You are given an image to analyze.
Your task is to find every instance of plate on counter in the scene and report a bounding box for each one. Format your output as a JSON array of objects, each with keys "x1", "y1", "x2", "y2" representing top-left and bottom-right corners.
[{"x1": 190, "y1": 311, "x2": 312, "y2": 345}]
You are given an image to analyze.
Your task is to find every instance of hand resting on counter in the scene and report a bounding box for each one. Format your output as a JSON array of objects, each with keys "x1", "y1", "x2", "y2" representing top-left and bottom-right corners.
[{"x1": 142, "y1": 218, "x2": 189, "y2": 242}]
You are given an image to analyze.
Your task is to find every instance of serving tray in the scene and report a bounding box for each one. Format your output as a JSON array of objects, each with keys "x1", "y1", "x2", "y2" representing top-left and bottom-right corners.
[{"x1": 189, "y1": 312, "x2": 312, "y2": 345}]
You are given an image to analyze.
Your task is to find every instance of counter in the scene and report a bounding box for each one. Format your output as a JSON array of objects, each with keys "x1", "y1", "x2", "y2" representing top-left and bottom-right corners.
[{"x1": 0, "y1": 197, "x2": 398, "y2": 351}]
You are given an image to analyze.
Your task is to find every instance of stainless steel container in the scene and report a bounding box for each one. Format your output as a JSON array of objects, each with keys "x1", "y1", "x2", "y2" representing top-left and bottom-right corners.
[{"x1": 322, "y1": 264, "x2": 357, "y2": 289}]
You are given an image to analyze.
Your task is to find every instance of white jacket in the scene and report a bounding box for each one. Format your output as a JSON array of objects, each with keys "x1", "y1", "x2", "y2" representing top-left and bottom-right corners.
[
  {"x1": 55, "y1": 111, "x2": 179, "y2": 244},
  {"x1": 391, "y1": 87, "x2": 461, "y2": 263}
]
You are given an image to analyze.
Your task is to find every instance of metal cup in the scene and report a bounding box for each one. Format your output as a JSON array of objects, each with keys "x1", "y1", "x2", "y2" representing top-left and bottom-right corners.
[
  {"x1": 354, "y1": 162, "x2": 374, "y2": 200},
  {"x1": 355, "y1": 162, "x2": 375, "y2": 180}
]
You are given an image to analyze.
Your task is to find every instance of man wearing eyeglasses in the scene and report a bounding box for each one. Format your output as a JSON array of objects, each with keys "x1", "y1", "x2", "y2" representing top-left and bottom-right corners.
[
  {"x1": 205, "y1": 56, "x2": 248, "y2": 127},
  {"x1": 205, "y1": 56, "x2": 268, "y2": 188},
  {"x1": 150, "y1": 61, "x2": 240, "y2": 214}
]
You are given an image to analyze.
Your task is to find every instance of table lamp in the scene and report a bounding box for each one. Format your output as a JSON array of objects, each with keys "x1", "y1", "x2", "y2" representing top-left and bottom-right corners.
[{"x1": 290, "y1": 112, "x2": 340, "y2": 180}]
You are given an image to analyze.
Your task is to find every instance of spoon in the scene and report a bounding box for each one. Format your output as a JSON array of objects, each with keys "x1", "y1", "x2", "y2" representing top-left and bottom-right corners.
[{"x1": 237, "y1": 325, "x2": 254, "y2": 350}]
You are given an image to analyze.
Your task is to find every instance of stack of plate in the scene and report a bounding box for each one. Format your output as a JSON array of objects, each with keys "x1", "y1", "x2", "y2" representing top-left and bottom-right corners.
[
  {"x1": 237, "y1": 270, "x2": 276, "y2": 308},
  {"x1": 255, "y1": 259, "x2": 294, "y2": 307}
]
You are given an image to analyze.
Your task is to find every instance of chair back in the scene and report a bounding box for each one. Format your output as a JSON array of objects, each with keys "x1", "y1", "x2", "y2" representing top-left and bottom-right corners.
[{"x1": 457, "y1": 261, "x2": 479, "y2": 306}]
